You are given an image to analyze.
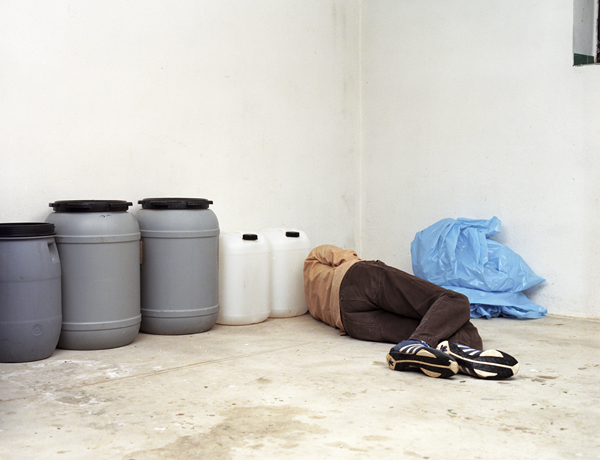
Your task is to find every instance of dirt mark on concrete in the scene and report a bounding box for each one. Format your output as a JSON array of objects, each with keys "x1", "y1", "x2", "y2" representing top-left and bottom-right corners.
[{"x1": 124, "y1": 405, "x2": 328, "y2": 459}]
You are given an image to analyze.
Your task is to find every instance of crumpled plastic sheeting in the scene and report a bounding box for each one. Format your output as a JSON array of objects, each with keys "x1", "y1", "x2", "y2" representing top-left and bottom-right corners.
[
  {"x1": 442, "y1": 287, "x2": 548, "y2": 319},
  {"x1": 411, "y1": 217, "x2": 547, "y2": 319}
]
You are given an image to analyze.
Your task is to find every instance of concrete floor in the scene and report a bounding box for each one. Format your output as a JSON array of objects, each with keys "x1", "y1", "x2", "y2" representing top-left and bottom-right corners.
[{"x1": 0, "y1": 314, "x2": 599, "y2": 460}]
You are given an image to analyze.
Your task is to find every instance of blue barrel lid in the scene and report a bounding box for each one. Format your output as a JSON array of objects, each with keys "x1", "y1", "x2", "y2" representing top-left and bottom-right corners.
[
  {"x1": 138, "y1": 198, "x2": 213, "y2": 210},
  {"x1": 0, "y1": 222, "x2": 56, "y2": 237},
  {"x1": 49, "y1": 200, "x2": 132, "y2": 213}
]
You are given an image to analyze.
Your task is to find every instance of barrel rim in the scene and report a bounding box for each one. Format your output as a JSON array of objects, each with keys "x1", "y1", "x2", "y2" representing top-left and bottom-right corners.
[
  {"x1": 0, "y1": 222, "x2": 56, "y2": 238},
  {"x1": 49, "y1": 200, "x2": 132, "y2": 213},
  {"x1": 138, "y1": 197, "x2": 213, "y2": 210}
]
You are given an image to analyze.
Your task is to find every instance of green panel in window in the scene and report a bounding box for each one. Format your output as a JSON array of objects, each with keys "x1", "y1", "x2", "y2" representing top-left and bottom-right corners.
[{"x1": 574, "y1": 53, "x2": 595, "y2": 65}]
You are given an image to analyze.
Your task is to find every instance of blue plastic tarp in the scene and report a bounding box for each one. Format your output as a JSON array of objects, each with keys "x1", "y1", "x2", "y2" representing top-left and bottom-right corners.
[{"x1": 411, "y1": 217, "x2": 547, "y2": 319}]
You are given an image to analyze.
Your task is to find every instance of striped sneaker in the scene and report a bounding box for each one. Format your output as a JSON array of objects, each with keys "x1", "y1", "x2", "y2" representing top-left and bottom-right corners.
[
  {"x1": 387, "y1": 340, "x2": 458, "y2": 378},
  {"x1": 437, "y1": 341, "x2": 519, "y2": 380}
]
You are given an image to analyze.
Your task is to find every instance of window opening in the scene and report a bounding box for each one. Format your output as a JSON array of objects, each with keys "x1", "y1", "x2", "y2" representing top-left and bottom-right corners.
[{"x1": 573, "y1": 0, "x2": 599, "y2": 65}]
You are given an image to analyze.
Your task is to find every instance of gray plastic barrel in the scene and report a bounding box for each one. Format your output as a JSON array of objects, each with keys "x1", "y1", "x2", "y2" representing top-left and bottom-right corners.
[
  {"x1": 46, "y1": 200, "x2": 141, "y2": 350},
  {"x1": 0, "y1": 223, "x2": 62, "y2": 362},
  {"x1": 135, "y1": 198, "x2": 220, "y2": 335}
]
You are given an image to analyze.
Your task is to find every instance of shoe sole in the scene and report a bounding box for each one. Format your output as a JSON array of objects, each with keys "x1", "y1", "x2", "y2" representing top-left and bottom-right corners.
[
  {"x1": 439, "y1": 341, "x2": 520, "y2": 380},
  {"x1": 386, "y1": 348, "x2": 458, "y2": 378}
]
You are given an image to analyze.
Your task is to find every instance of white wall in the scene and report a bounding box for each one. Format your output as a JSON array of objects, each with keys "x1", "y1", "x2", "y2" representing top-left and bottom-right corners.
[
  {"x1": 361, "y1": 0, "x2": 600, "y2": 319},
  {"x1": 0, "y1": 0, "x2": 360, "y2": 249},
  {"x1": 3, "y1": 1, "x2": 598, "y2": 319}
]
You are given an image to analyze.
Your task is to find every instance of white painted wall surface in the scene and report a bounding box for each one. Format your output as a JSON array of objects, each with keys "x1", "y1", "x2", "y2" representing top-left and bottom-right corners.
[
  {"x1": 2, "y1": 1, "x2": 599, "y2": 319},
  {"x1": 361, "y1": 1, "x2": 600, "y2": 318},
  {"x1": 0, "y1": 0, "x2": 360, "y2": 249}
]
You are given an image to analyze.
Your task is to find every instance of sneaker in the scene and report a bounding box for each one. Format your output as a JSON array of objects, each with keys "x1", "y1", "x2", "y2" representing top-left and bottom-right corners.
[
  {"x1": 437, "y1": 341, "x2": 519, "y2": 380},
  {"x1": 387, "y1": 340, "x2": 458, "y2": 378}
]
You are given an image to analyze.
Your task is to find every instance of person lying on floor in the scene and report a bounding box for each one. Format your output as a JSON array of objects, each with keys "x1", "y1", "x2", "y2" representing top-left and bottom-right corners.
[{"x1": 303, "y1": 244, "x2": 519, "y2": 380}]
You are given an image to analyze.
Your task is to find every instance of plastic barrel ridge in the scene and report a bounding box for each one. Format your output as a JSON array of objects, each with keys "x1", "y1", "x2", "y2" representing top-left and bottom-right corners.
[
  {"x1": 261, "y1": 228, "x2": 311, "y2": 318},
  {"x1": 46, "y1": 200, "x2": 141, "y2": 350},
  {"x1": 0, "y1": 223, "x2": 62, "y2": 362},
  {"x1": 217, "y1": 232, "x2": 271, "y2": 325},
  {"x1": 135, "y1": 198, "x2": 220, "y2": 335}
]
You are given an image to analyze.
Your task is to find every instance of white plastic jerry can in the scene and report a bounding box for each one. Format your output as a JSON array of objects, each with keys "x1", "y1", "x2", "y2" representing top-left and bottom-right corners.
[
  {"x1": 260, "y1": 228, "x2": 311, "y2": 318},
  {"x1": 217, "y1": 232, "x2": 271, "y2": 325}
]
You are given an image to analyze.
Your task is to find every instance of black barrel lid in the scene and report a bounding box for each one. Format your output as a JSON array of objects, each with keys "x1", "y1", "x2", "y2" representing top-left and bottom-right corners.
[
  {"x1": 138, "y1": 198, "x2": 213, "y2": 210},
  {"x1": 49, "y1": 200, "x2": 132, "y2": 213},
  {"x1": 0, "y1": 222, "x2": 56, "y2": 238},
  {"x1": 285, "y1": 231, "x2": 300, "y2": 238},
  {"x1": 242, "y1": 234, "x2": 258, "y2": 241}
]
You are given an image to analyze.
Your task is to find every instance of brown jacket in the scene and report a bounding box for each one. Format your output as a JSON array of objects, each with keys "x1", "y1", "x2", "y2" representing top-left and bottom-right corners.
[{"x1": 303, "y1": 245, "x2": 361, "y2": 332}]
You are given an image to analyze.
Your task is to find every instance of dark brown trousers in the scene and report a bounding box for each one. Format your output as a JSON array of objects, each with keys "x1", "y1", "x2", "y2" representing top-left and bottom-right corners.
[{"x1": 339, "y1": 260, "x2": 483, "y2": 349}]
